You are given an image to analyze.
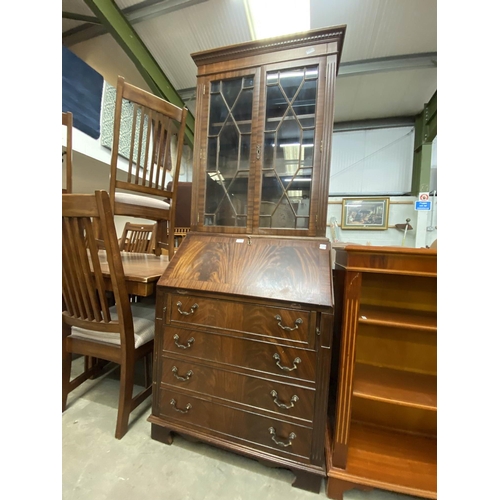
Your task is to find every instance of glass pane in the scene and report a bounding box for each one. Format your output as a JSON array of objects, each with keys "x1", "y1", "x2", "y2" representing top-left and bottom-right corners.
[
  {"x1": 263, "y1": 132, "x2": 276, "y2": 170},
  {"x1": 243, "y1": 76, "x2": 254, "y2": 88},
  {"x1": 292, "y1": 79, "x2": 317, "y2": 125},
  {"x1": 296, "y1": 195, "x2": 310, "y2": 228},
  {"x1": 204, "y1": 214, "x2": 216, "y2": 226},
  {"x1": 221, "y1": 78, "x2": 242, "y2": 109},
  {"x1": 272, "y1": 199, "x2": 296, "y2": 228},
  {"x1": 207, "y1": 137, "x2": 218, "y2": 172},
  {"x1": 215, "y1": 174, "x2": 248, "y2": 227},
  {"x1": 205, "y1": 173, "x2": 224, "y2": 215},
  {"x1": 261, "y1": 174, "x2": 283, "y2": 205},
  {"x1": 266, "y1": 72, "x2": 279, "y2": 86},
  {"x1": 240, "y1": 134, "x2": 251, "y2": 171},
  {"x1": 260, "y1": 65, "x2": 318, "y2": 230},
  {"x1": 280, "y1": 68, "x2": 304, "y2": 100},
  {"x1": 218, "y1": 119, "x2": 240, "y2": 179},
  {"x1": 205, "y1": 74, "x2": 254, "y2": 228},
  {"x1": 260, "y1": 195, "x2": 296, "y2": 229},
  {"x1": 209, "y1": 93, "x2": 228, "y2": 135},
  {"x1": 297, "y1": 166, "x2": 313, "y2": 178},
  {"x1": 225, "y1": 174, "x2": 248, "y2": 227},
  {"x1": 305, "y1": 67, "x2": 318, "y2": 80},
  {"x1": 232, "y1": 89, "x2": 253, "y2": 133},
  {"x1": 274, "y1": 111, "x2": 302, "y2": 176},
  {"x1": 265, "y1": 86, "x2": 287, "y2": 131}
]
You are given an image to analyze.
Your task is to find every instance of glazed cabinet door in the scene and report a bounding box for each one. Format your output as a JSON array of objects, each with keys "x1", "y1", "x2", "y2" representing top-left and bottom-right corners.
[
  {"x1": 193, "y1": 69, "x2": 261, "y2": 233},
  {"x1": 255, "y1": 59, "x2": 326, "y2": 236},
  {"x1": 193, "y1": 58, "x2": 328, "y2": 237}
]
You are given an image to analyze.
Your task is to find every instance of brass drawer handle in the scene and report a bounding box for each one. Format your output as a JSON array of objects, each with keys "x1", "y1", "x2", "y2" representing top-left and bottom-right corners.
[
  {"x1": 270, "y1": 390, "x2": 299, "y2": 409},
  {"x1": 269, "y1": 427, "x2": 296, "y2": 447},
  {"x1": 170, "y1": 399, "x2": 192, "y2": 413},
  {"x1": 176, "y1": 301, "x2": 198, "y2": 316},
  {"x1": 274, "y1": 315, "x2": 303, "y2": 331},
  {"x1": 172, "y1": 366, "x2": 193, "y2": 381},
  {"x1": 173, "y1": 334, "x2": 195, "y2": 349},
  {"x1": 273, "y1": 353, "x2": 301, "y2": 372}
]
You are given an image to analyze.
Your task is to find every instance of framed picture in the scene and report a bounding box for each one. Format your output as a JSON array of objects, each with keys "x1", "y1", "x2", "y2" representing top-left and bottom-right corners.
[{"x1": 341, "y1": 197, "x2": 389, "y2": 230}]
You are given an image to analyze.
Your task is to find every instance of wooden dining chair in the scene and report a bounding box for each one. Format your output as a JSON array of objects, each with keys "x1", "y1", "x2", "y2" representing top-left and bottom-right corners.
[
  {"x1": 62, "y1": 111, "x2": 73, "y2": 193},
  {"x1": 109, "y1": 76, "x2": 189, "y2": 260},
  {"x1": 165, "y1": 181, "x2": 192, "y2": 250},
  {"x1": 119, "y1": 222, "x2": 157, "y2": 253},
  {"x1": 62, "y1": 190, "x2": 154, "y2": 440}
]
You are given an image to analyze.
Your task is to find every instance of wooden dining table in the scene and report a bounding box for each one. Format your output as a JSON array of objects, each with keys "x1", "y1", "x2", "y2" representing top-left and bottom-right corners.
[{"x1": 97, "y1": 250, "x2": 170, "y2": 297}]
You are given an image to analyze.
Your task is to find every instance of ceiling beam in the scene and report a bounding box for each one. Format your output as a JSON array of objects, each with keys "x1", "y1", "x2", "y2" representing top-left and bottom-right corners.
[
  {"x1": 414, "y1": 91, "x2": 437, "y2": 148},
  {"x1": 175, "y1": 52, "x2": 438, "y2": 105},
  {"x1": 62, "y1": 11, "x2": 101, "y2": 24},
  {"x1": 333, "y1": 116, "x2": 415, "y2": 132},
  {"x1": 63, "y1": 0, "x2": 207, "y2": 46},
  {"x1": 82, "y1": 0, "x2": 195, "y2": 146},
  {"x1": 412, "y1": 91, "x2": 437, "y2": 195},
  {"x1": 338, "y1": 53, "x2": 437, "y2": 77}
]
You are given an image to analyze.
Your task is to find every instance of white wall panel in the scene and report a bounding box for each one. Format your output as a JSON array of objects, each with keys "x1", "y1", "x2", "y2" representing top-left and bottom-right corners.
[{"x1": 329, "y1": 126, "x2": 414, "y2": 195}]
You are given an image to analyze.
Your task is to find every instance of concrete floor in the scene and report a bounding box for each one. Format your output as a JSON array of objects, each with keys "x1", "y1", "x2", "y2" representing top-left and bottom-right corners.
[{"x1": 62, "y1": 358, "x2": 421, "y2": 500}]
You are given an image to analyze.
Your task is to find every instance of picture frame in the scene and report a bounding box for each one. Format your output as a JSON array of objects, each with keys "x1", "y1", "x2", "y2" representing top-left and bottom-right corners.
[{"x1": 340, "y1": 197, "x2": 390, "y2": 230}]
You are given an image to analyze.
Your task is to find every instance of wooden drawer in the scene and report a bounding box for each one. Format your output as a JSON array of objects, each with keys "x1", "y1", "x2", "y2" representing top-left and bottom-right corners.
[
  {"x1": 162, "y1": 326, "x2": 317, "y2": 383},
  {"x1": 160, "y1": 356, "x2": 315, "y2": 422},
  {"x1": 168, "y1": 293, "x2": 312, "y2": 345},
  {"x1": 158, "y1": 387, "x2": 313, "y2": 461}
]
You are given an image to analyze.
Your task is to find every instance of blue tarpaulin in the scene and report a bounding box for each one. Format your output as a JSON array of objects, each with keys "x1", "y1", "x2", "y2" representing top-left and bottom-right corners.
[{"x1": 62, "y1": 46, "x2": 103, "y2": 139}]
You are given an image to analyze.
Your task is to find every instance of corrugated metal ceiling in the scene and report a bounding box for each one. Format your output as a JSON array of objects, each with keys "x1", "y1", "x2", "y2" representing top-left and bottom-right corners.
[
  {"x1": 134, "y1": 0, "x2": 251, "y2": 91},
  {"x1": 62, "y1": 0, "x2": 437, "y2": 124}
]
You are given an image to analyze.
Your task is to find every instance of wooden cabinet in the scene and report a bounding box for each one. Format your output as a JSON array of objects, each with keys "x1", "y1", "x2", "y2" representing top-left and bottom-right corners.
[
  {"x1": 148, "y1": 26, "x2": 346, "y2": 493},
  {"x1": 148, "y1": 232, "x2": 335, "y2": 492},
  {"x1": 325, "y1": 246, "x2": 437, "y2": 499},
  {"x1": 190, "y1": 26, "x2": 346, "y2": 238}
]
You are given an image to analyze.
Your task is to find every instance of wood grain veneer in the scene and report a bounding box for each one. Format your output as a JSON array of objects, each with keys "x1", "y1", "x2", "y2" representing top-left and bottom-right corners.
[
  {"x1": 149, "y1": 26, "x2": 345, "y2": 493},
  {"x1": 326, "y1": 246, "x2": 437, "y2": 499},
  {"x1": 159, "y1": 232, "x2": 334, "y2": 307},
  {"x1": 148, "y1": 232, "x2": 335, "y2": 493},
  {"x1": 190, "y1": 26, "x2": 345, "y2": 238},
  {"x1": 327, "y1": 422, "x2": 436, "y2": 499}
]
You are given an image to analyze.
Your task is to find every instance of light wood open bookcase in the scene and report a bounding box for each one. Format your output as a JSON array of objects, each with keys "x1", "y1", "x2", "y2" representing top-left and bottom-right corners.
[{"x1": 326, "y1": 245, "x2": 437, "y2": 499}]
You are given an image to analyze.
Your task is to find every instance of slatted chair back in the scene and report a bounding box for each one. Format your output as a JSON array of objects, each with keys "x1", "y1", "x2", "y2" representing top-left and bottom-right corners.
[
  {"x1": 62, "y1": 190, "x2": 154, "y2": 440},
  {"x1": 109, "y1": 76, "x2": 189, "y2": 260},
  {"x1": 119, "y1": 222, "x2": 157, "y2": 254},
  {"x1": 62, "y1": 111, "x2": 73, "y2": 193},
  {"x1": 62, "y1": 190, "x2": 134, "y2": 348}
]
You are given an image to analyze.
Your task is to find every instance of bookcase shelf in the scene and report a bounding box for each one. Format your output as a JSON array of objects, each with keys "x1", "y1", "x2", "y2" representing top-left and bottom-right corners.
[
  {"x1": 326, "y1": 422, "x2": 437, "y2": 498},
  {"x1": 358, "y1": 305, "x2": 437, "y2": 332},
  {"x1": 353, "y1": 363, "x2": 437, "y2": 411},
  {"x1": 326, "y1": 245, "x2": 437, "y2": 499}
]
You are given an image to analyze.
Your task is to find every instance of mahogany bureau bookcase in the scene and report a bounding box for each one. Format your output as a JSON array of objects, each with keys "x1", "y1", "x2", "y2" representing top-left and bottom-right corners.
[
  {"x1": 149, "y1": 232, "x2": 335, "y2": 491},
  {"x1": 148, "y1": 25, "x2": 346, "y2": 492},
  {"x1": 325, "y1": 246, "x2": 437, "y2": 499}
]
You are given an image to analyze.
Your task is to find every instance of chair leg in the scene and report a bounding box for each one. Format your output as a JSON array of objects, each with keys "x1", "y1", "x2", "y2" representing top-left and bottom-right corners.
[
  {"x1": 167, "y1": 221, "x2": 176, "y2": 261},
  {"x1": 87, "y1": 356, "x2": 109, "y2": 379},
  {"x1": 144, "y1": 352, "x2": 152, "y2": 387},
  {"x1": 156, "y1": 220, "x2": 168, "y2": 257},
  {"x1": 62, "y1": 325, "x2": 72, "y2": 412},
  {"x1": 115, "y1": 361, "x2": 135, "y2": 439}
]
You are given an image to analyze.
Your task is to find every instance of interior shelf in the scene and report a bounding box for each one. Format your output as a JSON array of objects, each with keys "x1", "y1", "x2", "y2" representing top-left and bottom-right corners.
[
  {"x1": 353, "y1": 363, "x2": 437, "y2": 411},
  {"x1": 327, "y1": 247, "x2": 437, "y2": 499},
  {"x1": 329, "y1": 422, "x2": 437, "y2": 498},
  {"x1": 358, "y1": 305, "x2": 437, "y2": 332}
]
